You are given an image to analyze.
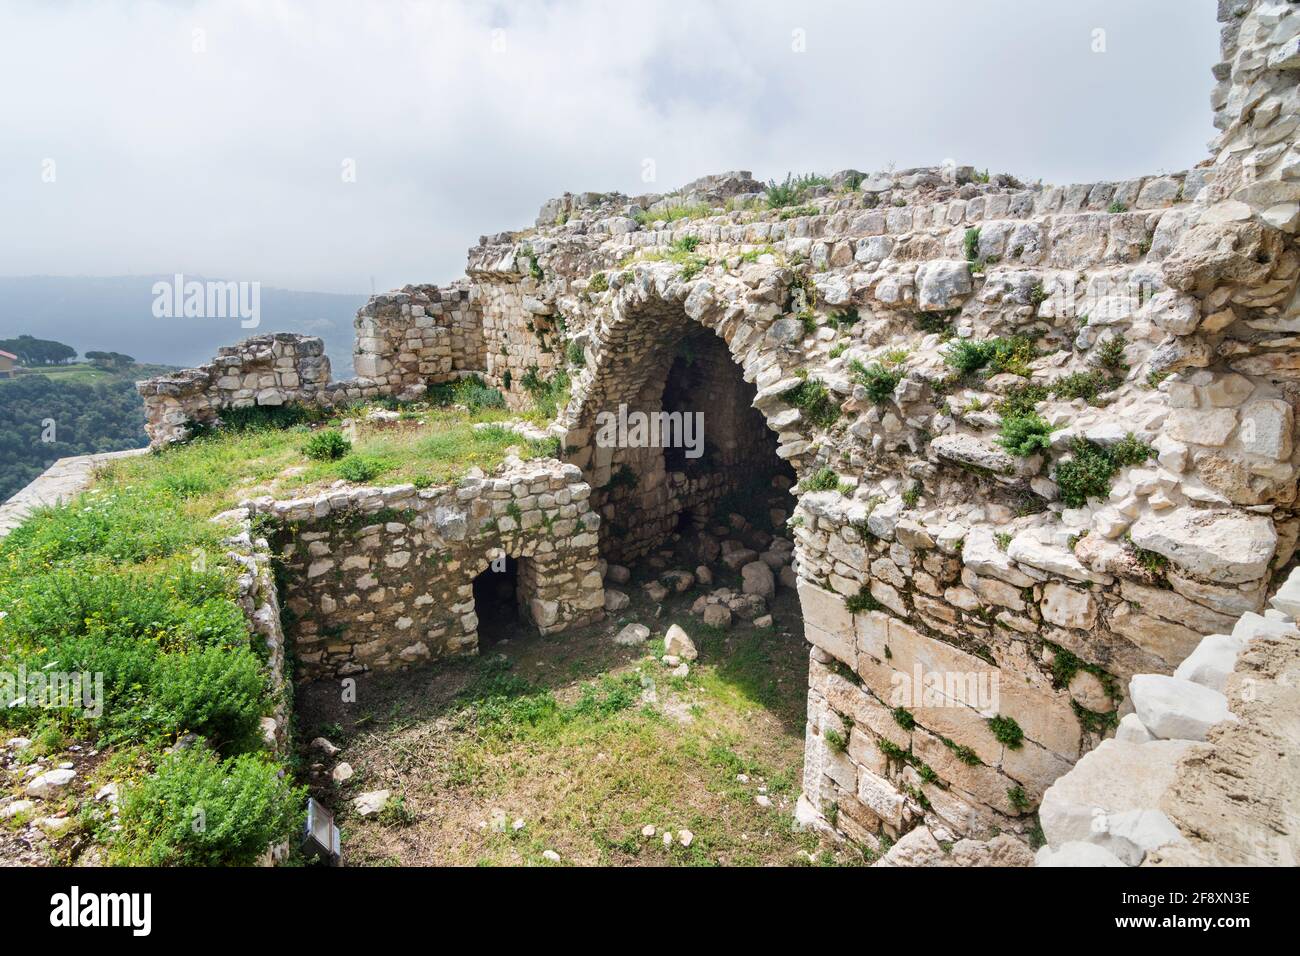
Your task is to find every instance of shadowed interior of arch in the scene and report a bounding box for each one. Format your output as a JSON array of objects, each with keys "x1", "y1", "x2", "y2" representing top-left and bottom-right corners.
[{"x1": 587, "y1": 311, "x2": 796, "y2": 565}]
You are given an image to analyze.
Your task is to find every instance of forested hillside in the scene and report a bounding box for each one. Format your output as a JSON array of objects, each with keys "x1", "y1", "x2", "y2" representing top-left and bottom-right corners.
[{"x1": 0, "y1": 372, "x2": 153, "y2": 500}]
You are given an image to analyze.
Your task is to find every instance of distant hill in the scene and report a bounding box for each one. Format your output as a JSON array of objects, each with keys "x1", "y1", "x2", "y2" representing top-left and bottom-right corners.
[
  {"x1": 0, "y1": 362, "x2": 174, "y2": 501},
  {"x1": 0, "y1": 276, "x2": 367, "y2": 378}
]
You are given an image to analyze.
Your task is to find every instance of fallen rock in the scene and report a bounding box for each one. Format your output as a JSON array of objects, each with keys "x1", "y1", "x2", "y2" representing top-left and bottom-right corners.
[
  {"x1": 36, "y1": 816, "x2": 78, "y2": 839},
  {"x1": 1038, "y1": 738, "x2": 1201, "y2": 846},
  {"x1": 0, "y1": 799, "x2": 34, "y2": 820},
  {"x1": 311, "y1": 737, "x2": 341, "y2": 756},
  {"x1": 741, "y1": 561, "x2": 775, "y2": 600},
  {"x1": 949, "y1": 834, "x2": 1035, "y2": 867},
  {"x1": 352, "y1": 790, "x2": 391, "y2": 817},
  {"x1": 1036, "y1": 841, "x2": 1127, "y2": 867},
  {"x1": 1088, "y1": 808, "x2": 1185, "y2": 865},
  {"x1": 604, "y1": 589, "x2": 630, "y2": 612},
  {"x1": 1172, "y1": 634, "x2": 1245, "y2": 692},
  {"x1": 331, "y1": 762, "x2": 354, "y2": 783},
  {"x1": 613, "y1": 623, "x2": 650, "y2": 646},
  {"x1": 25, "y1": 768, "x2": 76, "y2": 799},
  {"x1": 702, "y1": 604, "x2": 732, "y2": 629},
  {"x1": 664, "y1": 624, "x2": 698, "y2": 660}
]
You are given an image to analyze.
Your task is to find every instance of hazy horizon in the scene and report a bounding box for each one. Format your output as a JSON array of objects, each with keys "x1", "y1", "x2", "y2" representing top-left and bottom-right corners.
[{"x1": 1, "y1": 0, "x2": 1220, "y2": 295}]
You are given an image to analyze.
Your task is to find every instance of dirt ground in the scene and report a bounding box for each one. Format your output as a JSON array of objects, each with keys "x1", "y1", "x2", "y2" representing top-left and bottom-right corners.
[{"x1": 296, "y1": 580, "x2": 867, "y2": 867}]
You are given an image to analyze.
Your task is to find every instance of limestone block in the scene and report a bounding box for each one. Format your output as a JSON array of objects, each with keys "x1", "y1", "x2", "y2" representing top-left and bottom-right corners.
[
  {"x1": 1129, "y1": 674, "x2": 1235, "y2": 741},
  {"x1": 1038, "y1": 738, "x2": 1200, "y2": 847},
  {"x1": 1172, "y1": 634, "x2": 1246, "y2": 692},
  {"x1": 1036, "y1": 841, "x2": 1127, "y2": 867},
  {"x1": 1128, "y1": 508, "x2": 1276, "y2": 584},
  {"x1": 1041, "y1": 581, "x2": 1096, "y2": 630}
]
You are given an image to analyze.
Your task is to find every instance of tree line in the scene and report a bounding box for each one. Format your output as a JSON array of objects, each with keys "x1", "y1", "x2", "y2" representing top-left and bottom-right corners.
[{"x1": 0, "y1": 334, "x2": 78, "y2": 366}]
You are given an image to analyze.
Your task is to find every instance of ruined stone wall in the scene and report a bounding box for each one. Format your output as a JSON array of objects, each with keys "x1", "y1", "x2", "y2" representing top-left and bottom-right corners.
[
  {"x1": 352, "y1": 282, "x2": 480, "y2": 391},
  {"x1": 118, "y1": 0, "x2": 1300, "y2": 859},
  {"x1": 246, "y1": 458, "x2": 605, "y2": 680},
  {"x1": 594, "y1": 328, "x2": 787, "y2": 562},
  {"x1": 137, "y1": 333, "x2": 354, "y2": 446}
]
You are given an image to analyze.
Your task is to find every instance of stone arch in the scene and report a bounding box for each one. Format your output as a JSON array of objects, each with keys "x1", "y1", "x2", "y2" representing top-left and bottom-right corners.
[{"x1": 558, "y1": 265, "x2": 810, "y2": 563}]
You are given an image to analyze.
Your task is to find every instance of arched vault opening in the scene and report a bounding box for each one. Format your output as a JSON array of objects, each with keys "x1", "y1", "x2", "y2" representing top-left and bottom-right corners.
[{"x1": 560, "y1": 283, "x2": 798, "y2": 565}]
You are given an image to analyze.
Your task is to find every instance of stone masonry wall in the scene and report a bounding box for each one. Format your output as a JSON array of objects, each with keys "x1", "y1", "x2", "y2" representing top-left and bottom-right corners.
[
  {"x1": 353, "y1": 282, "x2": 481, "y2": 391},
  {"x1": 247, "y1": 457, "x2": 605, "y2": 680}
]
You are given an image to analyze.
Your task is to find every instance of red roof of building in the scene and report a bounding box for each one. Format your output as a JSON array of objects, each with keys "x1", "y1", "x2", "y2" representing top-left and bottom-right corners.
[{"x1": 0, "y1": 350, "x2": 17, "y2": 361}]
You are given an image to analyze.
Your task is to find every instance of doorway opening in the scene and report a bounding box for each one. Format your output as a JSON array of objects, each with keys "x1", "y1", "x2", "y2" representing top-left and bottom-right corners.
[{"x1": 472, "y1": 555, "x2": 520, "y2": 646}]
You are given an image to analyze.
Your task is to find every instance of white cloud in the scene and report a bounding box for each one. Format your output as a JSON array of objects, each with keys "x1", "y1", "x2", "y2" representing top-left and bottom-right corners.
[{"x1": 0, "y1": 0, "x2": 1220, "y2": 293}]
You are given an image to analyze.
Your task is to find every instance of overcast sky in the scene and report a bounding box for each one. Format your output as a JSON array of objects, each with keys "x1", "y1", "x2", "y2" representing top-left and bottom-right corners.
[{"x1": 0, "y1": 0, "x2": 1220, "y2": 295}]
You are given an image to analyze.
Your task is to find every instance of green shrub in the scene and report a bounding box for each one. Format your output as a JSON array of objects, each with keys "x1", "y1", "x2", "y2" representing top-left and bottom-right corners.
[
  {"x1": 520, "y1": 366, "x2": 571, "y2": 419},
  {"x1": 303, "y1": 430, "x2": 351, "y2": 461},
  {"x1": 1053, "y1": 439, "x2": 1117, "y2": 508},
  {"x1": 114, "y1": 747, "x2": 302, "y2": 867},
  {"x1": 151, "y1": 645, "x2": 267, "y2": 750},
  {"x1": 219, "y1": 402, "x2": 324, "y2": 433},
  {"x1": 0, "y1": 564, "x2": 245, "y2": 653},
  {"x1": 0, "y1": 486, "x2": 215, "y2": 566},
  {"x1": 944, "y1": 335, "x2": 1038, "y2": 378},
  {"x1": 996, "y1": 412, "x2": 1053, "y2": 457},
  {"x1": 588, "y1": 271, "x2": 608, "y2": 293},
  {"x1": 781, "y1": 375, "x2": 841, "y2": 428},
  {"x1": 1109, "y1": 432, "x2": 1154, "y2": 468},
  {"x1": 765, "y1": 172, "x2": 829, "y2": 208},
  {"x1": 963, "y1": 227, "x2": 981, "y2": 262},
  {"x1": 996, "y1": 383, "x2": 1048, "y2": 417},
  {"x1": 1008, "y1": 785, "x2": 1032, "y2": 812},
  {"x1": 1095, "y1": 331, "x2": 1130, "y2": 377},
  {"x1": 338, "y1": 455, "x2": 385, "y2": 483},
  {"x1": 1052, "y1": 435, "x2": 1151, "y2": 508},
  {"x1": 801, "y1": 467, "x2": 846, "y2": 494},
  {"x1": 565, "y1": 339, "x2": 586, "y2": 367},
  {"x1": 849, "y1": 359, "x2": 902, "y2": 404},
  {"x1": 844, "y1": 585, "x2": 881, "y2": 614},
  {"x1": 1051, "y1": 369, "x2": 1110, "y2": 402}
]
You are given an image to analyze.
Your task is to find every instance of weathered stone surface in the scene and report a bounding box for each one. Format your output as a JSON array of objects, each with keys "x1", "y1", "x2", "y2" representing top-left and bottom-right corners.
[
  {"x1": 352, "y1": 790, "x2": 391, "y2": 817},
  {"x1": 1038, "y1": 739, "x2": 1200, "y2": 847},
  {"x1": 1172, "y1": 634, "x2": 1245, "y2": 692},
  {"x1": 1128, "y1": 509, "x2": 1276, "y2": 584},
  {"x1": 1130, "y1": 674, "x2": 1236, "y2": 741},
  {"x1": 1041, "y1": 581, "x2": 1096, "y2": 630},
  {"x1": 1036, "y1": 841, "x2": 1127, "y2": 867}
]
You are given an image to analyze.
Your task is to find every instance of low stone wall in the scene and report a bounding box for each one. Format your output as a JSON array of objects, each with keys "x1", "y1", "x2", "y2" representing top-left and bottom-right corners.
[
  {"x1": 136, "y1": 333, "x2": 384, "y2": 446},
  {"x1": 217, "y1": 515, "x2": 293, "y2": 754},
  {"x1": 1035, "y1": 565, "x2": 1300, "y2": 867},
  {"x1": 246, "y1": 457, "x2": 605, "y2": 680}
]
